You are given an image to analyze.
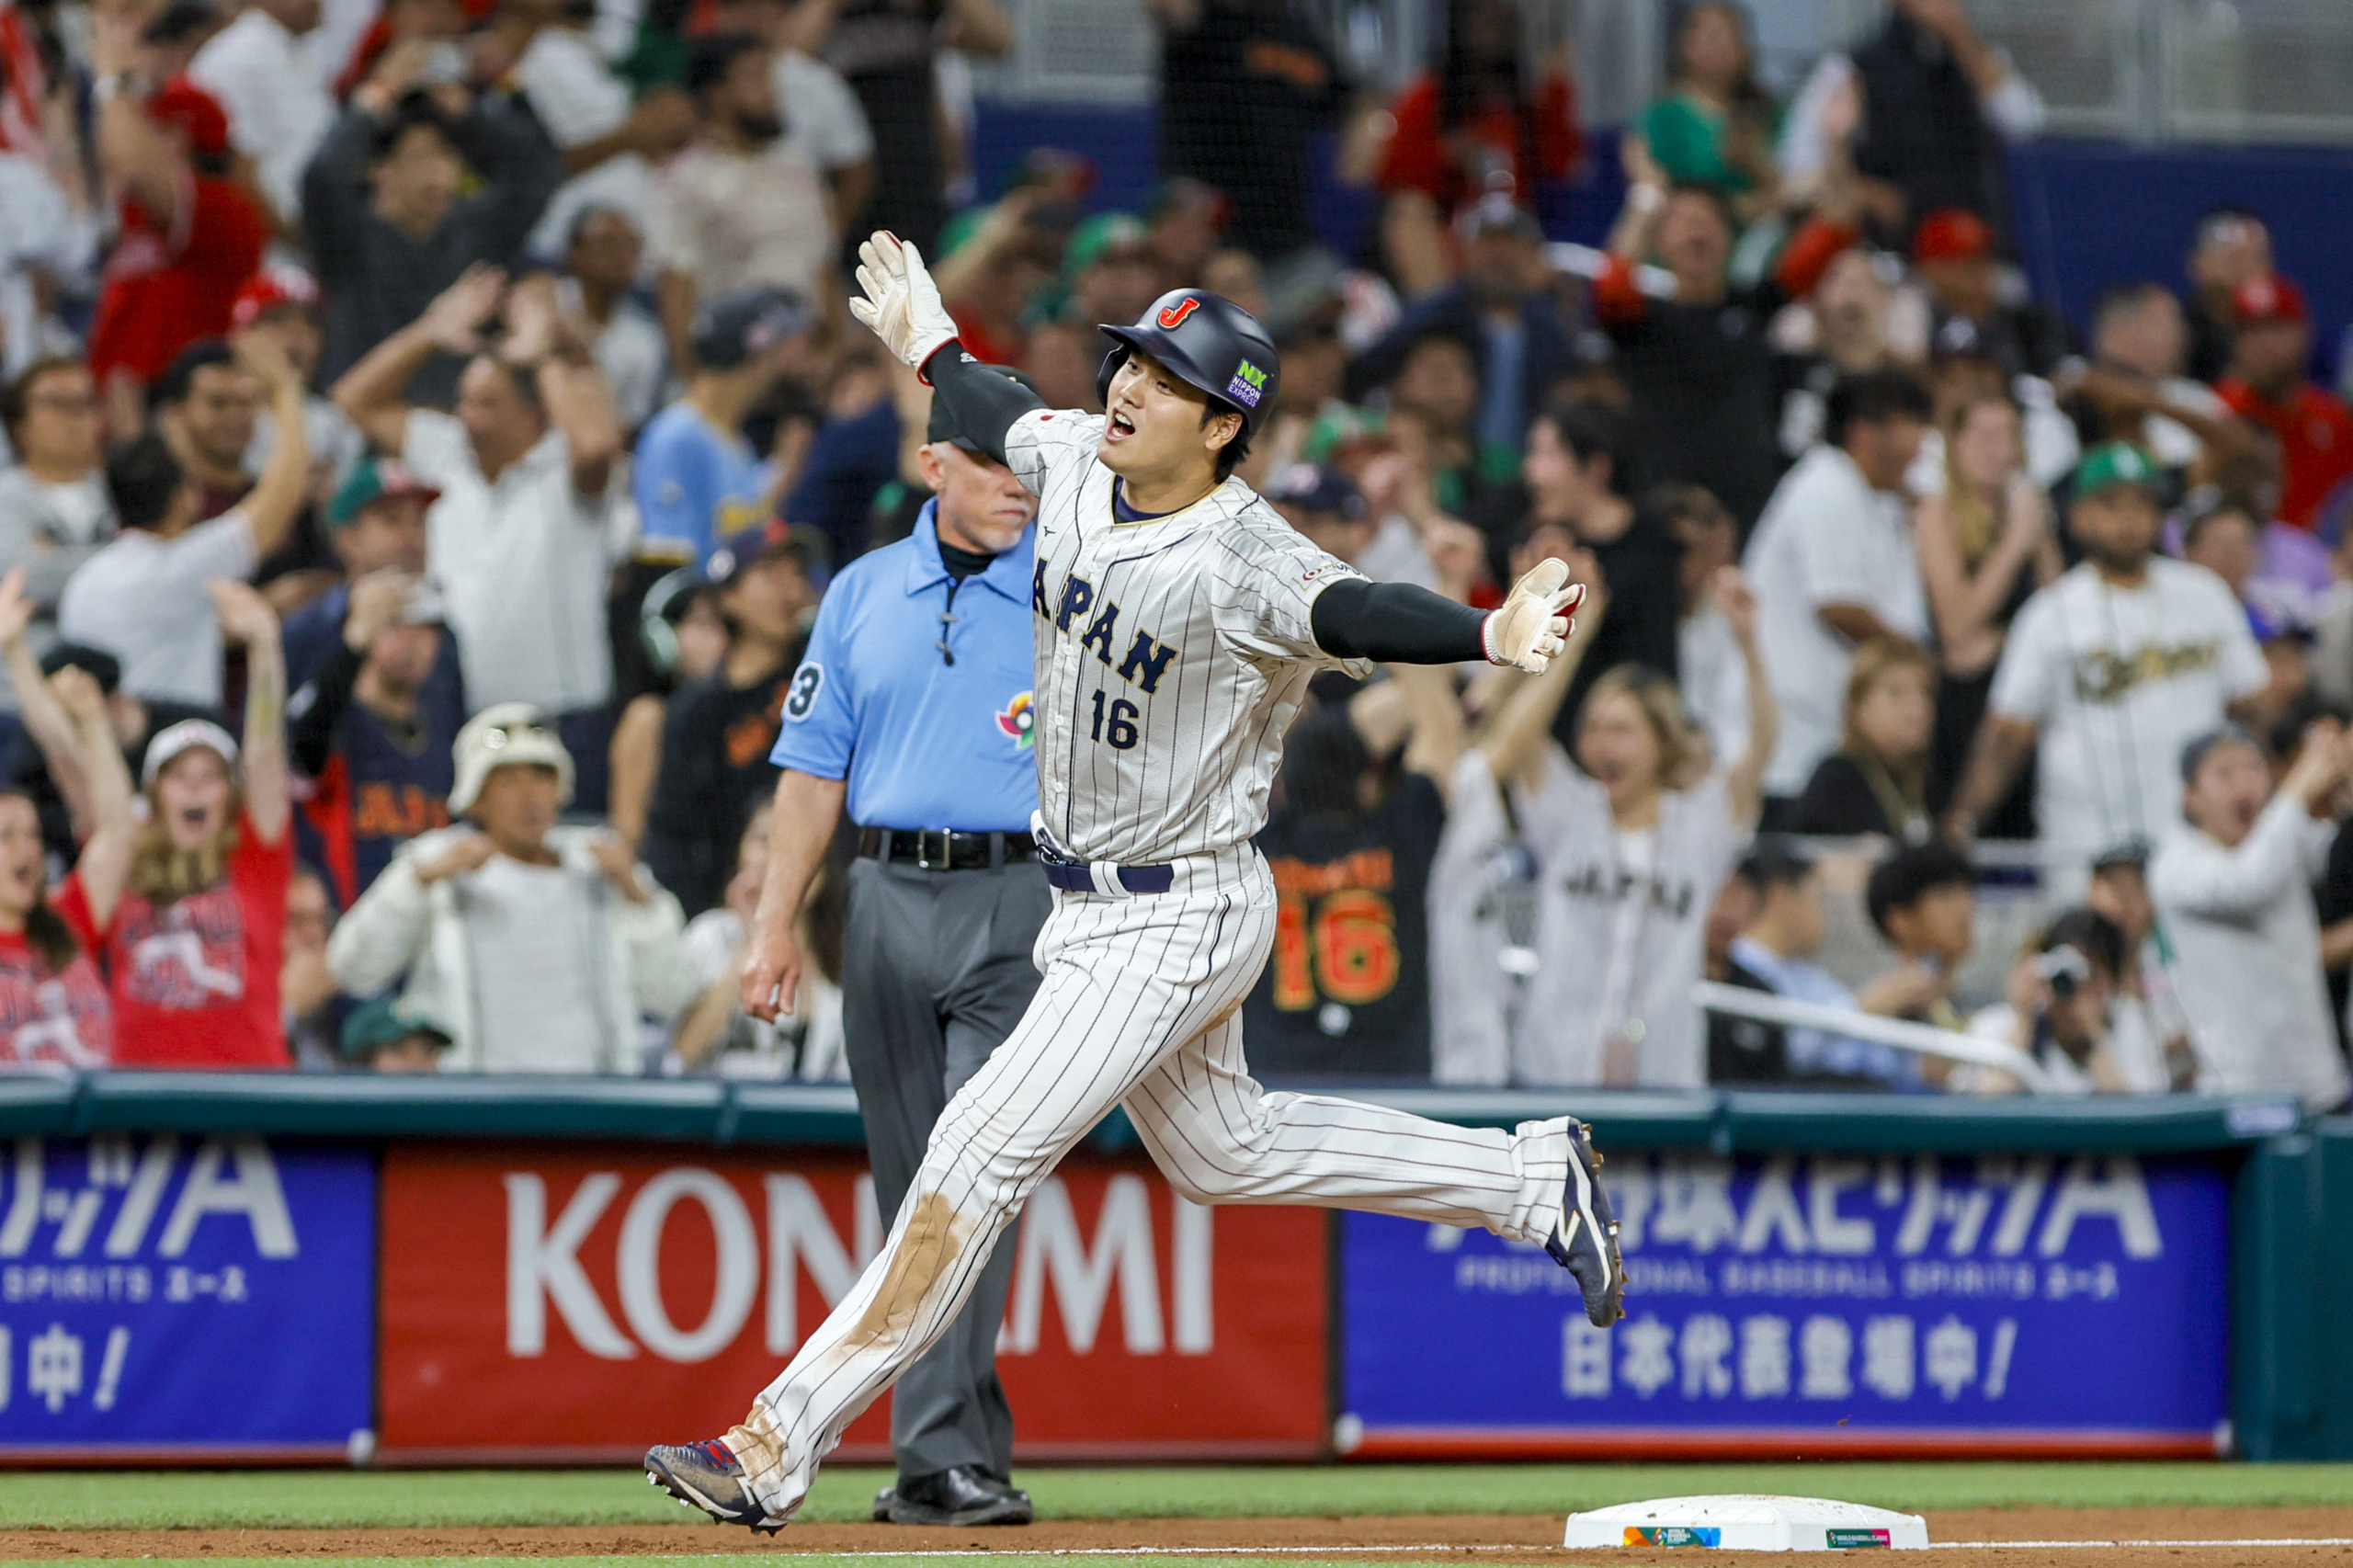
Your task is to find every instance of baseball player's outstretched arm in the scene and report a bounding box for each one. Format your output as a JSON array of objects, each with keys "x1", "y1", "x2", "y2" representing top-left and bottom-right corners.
[
  {"x1": 920, "y1": 345, "x2": 1048, "y2": 466},
  {"x1": 849, "y1": 230, "x2": 1049, "y2": 465},
  {"x1": 1476, "y1": 558, "x2": 1607, "y2": 785},
  {"x1": 1313, "y1": 559, "x2": 1585, "y2": 674}
]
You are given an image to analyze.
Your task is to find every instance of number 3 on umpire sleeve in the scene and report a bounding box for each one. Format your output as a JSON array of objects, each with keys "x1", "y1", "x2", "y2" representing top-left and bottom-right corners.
[
  {"x1": 784, "y1": 664, "x2": 824, "y2": 721},
  {"x1": 1089, "y1": 689, "x2": 1139, "y2": 749}
]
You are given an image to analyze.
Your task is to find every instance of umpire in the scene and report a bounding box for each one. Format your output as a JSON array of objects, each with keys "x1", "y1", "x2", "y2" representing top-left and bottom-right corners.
[{"x1": 745, "y1": 366, "x2": 1045, "y2": 1527}]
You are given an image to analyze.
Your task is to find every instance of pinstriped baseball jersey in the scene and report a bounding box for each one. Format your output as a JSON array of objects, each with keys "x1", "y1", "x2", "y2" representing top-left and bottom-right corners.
[{"x1": 1005, "y1": 408, "x2": 1372, "y2": 865}]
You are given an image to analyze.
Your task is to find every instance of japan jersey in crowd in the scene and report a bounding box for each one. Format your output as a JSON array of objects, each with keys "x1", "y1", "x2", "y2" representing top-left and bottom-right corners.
[{"x1": 770, "y1": 508, "x2": 1037, "y2": 832}]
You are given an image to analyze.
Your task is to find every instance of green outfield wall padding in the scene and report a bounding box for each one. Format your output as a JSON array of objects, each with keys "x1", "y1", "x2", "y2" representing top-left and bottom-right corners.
[{"x1": 2230, "y1": 1120, "x2": 2353, "y2": 1460}]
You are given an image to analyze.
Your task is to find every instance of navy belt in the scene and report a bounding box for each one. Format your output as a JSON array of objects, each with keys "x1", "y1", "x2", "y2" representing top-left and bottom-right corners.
[{"x1": 1038, "y1": 856, "x2": 1176, "y2": 895}]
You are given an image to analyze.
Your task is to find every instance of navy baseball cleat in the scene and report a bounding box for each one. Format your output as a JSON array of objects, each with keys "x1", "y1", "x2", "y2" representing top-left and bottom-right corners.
[
  {"x1": 1547, "y1": 1120, "x2": 1626, "y2": 1326},
  {"x1": 645, "y1": 1438, "x2": 790, "y2": 1533}
]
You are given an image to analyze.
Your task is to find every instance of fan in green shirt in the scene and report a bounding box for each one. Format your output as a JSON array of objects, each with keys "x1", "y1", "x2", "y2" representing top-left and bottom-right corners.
[{"x1": 1631, "y1": 1, "x2": 1781, "y2": 198}]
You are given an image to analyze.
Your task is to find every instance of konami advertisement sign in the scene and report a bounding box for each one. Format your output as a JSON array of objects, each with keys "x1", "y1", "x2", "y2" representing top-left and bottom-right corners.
[{"x1": 376, "y1": 1143, "x2": 1327, "y2": 1460}]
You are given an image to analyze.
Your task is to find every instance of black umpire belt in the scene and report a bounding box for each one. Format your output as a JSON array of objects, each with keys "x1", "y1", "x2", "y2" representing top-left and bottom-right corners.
[
  {"x1": 858, "y1": 827, "x2": 1038, "y2": 870},
  {"x1": 1033, "y1": 843, "x2": 1176, "y2": 895}
]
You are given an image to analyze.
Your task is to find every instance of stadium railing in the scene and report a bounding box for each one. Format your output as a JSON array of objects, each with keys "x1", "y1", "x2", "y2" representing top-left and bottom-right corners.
[{"x1": 0, "y1": 1071, "x2": 2305, "y2": 1152}]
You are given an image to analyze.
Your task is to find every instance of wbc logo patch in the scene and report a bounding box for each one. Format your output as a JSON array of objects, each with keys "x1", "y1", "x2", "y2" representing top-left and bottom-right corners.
[{"x1": 996, "y1": 691, "x2": 1035, "y2": 749}]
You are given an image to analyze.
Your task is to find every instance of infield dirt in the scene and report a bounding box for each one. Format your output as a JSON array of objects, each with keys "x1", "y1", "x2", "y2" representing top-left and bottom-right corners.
[{"x1": 2, "y1": 1506, "x2": 2349, "y2": 1564}]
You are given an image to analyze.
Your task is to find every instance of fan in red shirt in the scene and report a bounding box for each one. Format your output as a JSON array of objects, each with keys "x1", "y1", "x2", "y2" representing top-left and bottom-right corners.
[
  {"x1": 0, "y1": 791, "x2": 115, "y2": 1071},
  {"x1": 1373, "y1": 0, "x2": 1580, "y2": 213},
  {"x1": 57, "y1": 581, "x2": 294, "y2": 1069},
  {"x1": 83, "y1": 29, "x2": 267, "y2": 426},
  {"x1": 0, "y1": 573, "x2": 123, "y2": 1070},
  {"x1": 2213, "y1": 272, "x2": 2353, "y2": 531}
]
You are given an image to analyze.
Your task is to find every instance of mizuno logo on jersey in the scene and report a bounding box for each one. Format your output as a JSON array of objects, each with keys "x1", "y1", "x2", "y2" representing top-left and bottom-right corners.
[{"x1": 1040, "y1": 569, "x2": 1178, "y2": 695}]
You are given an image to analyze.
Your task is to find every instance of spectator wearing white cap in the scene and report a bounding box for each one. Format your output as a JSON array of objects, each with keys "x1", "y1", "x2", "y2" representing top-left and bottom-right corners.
[
  {"x1": 326, "y1": 703, "x2": 699, "y2": 1073},
  {"x1": 56, "y1": 581, "x2": 295, "y2": 1068}
]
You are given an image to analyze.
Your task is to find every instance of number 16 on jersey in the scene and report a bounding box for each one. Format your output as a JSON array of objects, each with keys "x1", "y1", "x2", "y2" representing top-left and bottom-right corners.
[{"x1": 1090, "y1": 690, "x2": 1140, "y2": 749}]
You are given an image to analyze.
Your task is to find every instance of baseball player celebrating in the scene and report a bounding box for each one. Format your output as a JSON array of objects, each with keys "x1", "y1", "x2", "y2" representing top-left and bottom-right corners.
[{"x1": 647, "y1": 233, "x2": 1623, "y2": 1531}]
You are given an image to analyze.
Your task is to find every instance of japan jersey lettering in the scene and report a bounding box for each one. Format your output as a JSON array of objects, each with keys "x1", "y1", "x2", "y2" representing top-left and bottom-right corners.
[{"x1": 1004, "y1": 408, "x2": 1371, "y2": 864}]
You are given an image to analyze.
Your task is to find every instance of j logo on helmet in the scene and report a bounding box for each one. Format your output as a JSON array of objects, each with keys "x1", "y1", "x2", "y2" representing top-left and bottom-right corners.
[{"x1": 1156, "y1": 298, "x2": 1201, "y2": 329}]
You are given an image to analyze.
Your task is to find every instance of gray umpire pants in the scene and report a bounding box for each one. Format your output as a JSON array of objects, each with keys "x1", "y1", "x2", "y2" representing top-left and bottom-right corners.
[{"x1": 840, "y1": 852, "x2": 1051, "y2": 1484}]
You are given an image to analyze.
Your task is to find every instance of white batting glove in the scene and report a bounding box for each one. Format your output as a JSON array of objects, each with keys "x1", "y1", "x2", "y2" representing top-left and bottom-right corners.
[
  {"x1": 1482, "y1": 557, "x2": 1586, "y2": 674},
  {"x1": 847, "y1": 231, "x2": 960, "y2": 371}
]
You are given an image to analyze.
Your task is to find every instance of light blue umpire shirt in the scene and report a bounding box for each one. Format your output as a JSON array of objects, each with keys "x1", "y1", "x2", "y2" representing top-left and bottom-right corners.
[{"x1": 770, "y1": 499, "x2": 1040, "y2": 833}]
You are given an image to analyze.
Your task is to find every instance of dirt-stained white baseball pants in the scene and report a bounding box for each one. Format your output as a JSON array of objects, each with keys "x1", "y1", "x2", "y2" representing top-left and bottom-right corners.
[{"x1": 726, "y1": 852, "x2": 1575, "y2": 1517}]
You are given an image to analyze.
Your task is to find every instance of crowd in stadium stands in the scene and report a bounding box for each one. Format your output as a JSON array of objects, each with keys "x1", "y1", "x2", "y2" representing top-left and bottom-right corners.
[{"x1": 0, "y1": 0, "x2": 2348, "y2": 1110}]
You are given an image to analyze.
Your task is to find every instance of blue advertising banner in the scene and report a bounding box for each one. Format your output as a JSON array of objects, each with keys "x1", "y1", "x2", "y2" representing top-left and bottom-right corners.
[
  {"x1": 0, "y1": 1134, "x2": 374, "y2": 1455},
  {"x1": 1340, "y1": 1153, "x2": 2228, "y2": 1456}
]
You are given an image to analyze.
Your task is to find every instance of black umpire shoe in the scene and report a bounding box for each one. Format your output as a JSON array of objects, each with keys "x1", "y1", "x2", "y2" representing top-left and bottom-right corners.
[
  {"x1": 872, "y1": 1485, "x2": 894, "y2": 1522},
  {"x1": 1548, "y1": 1119, "x2": 1627, "y2": 1326},
  {"x1": 885, "y1": 1465, "x2": 1034, "y2": 1526}
]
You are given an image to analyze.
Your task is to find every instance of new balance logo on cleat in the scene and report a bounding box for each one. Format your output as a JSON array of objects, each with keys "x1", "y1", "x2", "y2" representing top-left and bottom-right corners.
[
  {"x1": 1547, "y1": 1121, "x2": 1627, "y2": 1327},
  {"x1": 645, "y1": 1439, "x2": 792, "y2": 1533}
]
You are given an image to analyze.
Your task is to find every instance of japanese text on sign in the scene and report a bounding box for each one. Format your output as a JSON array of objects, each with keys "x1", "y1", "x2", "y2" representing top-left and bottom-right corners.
[{"x1": 1340, "y1": 1153, "x2": 2226, "y2": 1451}]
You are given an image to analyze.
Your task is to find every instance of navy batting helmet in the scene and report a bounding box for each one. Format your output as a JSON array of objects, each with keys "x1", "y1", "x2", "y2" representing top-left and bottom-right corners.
[{"x1": 1097, "y1": 289, "x2": 1280, "y2": 438}]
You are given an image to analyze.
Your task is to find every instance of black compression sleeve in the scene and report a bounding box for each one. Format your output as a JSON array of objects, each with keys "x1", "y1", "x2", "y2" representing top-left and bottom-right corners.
[
  {"x1": 1310, "y1": 577, "x2": 1491, "y2": 665},
  {"x1": 920, "y1": 342, "x2": 1051, "y2": 466}
]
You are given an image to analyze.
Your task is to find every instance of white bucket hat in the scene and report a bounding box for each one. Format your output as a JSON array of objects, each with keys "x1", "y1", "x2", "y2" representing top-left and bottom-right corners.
[
  {"x1": 448, "y1": 703, "x2": 574, "y2": 815},
  {"x1": 142, "y1": 719, "x2": 240, "y2": 790}
]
